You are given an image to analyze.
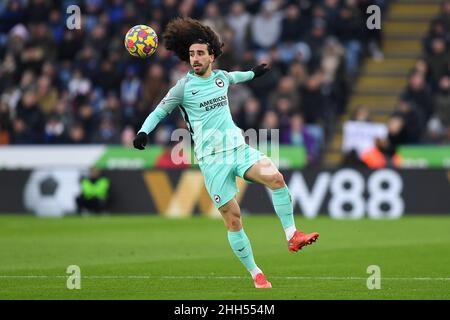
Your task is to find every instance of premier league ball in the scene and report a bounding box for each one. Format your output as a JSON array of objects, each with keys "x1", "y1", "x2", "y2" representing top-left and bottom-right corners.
[{"x1": 124, "y1": 25, "x2": 158, "y2": 58}]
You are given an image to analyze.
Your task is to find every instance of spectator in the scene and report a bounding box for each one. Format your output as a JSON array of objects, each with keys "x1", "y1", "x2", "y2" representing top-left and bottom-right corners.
[
  {"x1": 0, "y1": 101, "x2": 11, "y2": 144},
  {"x1": 250, "y1": 0, "x2": 283, "y2": 50},
  {"x1": 95, "y1": 59, "x2": 121, "y2": 93},
  {"x1": 434, "y1": 75, "x2": 450, "y2": 127},
  {"x1": 120, "y1": 66, "x2": 141, "y2": 110},
  {"x1": 401, "y1": 72, "x2": 434, "y2": 124},
  {"x1": 43, "y1": 114, "x2": 66, "y2": 144},
  {"x1": 287, "y1": 62, "x2": 308, "y2": 89},
  {"x1": 237, "y1": 97, "x2": 263, "y2": 132},
  {"x1": 392, "y1": 100, "x2": 424, "y2": 144},
  {"x1": 92, "y1": 117, "x2": 121, "y2": 144},
  {"x1": 360, "y1": 137, "x2": 400, "y2": 169},
  {"x1": 423, "y1": 19, "x2": 447, "y2": 55},
  {"x1": 68, "y1": 69, "x2": 92, "y2": 99},
  {"x1": 424, "y1": 37, "x2": 449, "y2": 88},
  {"x1": 301, "y1": 70, "x2": 327, "y2": 125},
  {"x1": 141, "y1": 63, "x2": 167, "y2": 112},
  {"x1": 283, "y1": 113, "x2": 319, "y2": 164},
  {"x1": 58, "y1": 29, "x2": 83, "y2": 61},
  {"x1": 274, "y1": 97, "x2": 293, "y2": 140},
  {"x1": 202, "y1": 2, "x2": 226, "y2": 35},
  {"x1": 280, "y1": 5, "x2": 307, "y2": 43},
  {"x1": 66, "y1": 123, "x2": 87, "y2": 144},
  {"x1": 20, "y1": 23, "x2": 52, "y2": 73},
  {"x1": 121, "y1": 125, "x2": 135, "y2": 147},
  {"x1": 226, "y1": 2, "x2": 251, "y2": 56},
  {"x1": 101, "y1": 92, "x2": 122, "y2": 129},
  {"x1": 320, "y1": 36, "x2": 347, "y2": 114},
  {"x1": 435, "y1": 0, "x2": 450, "y2": 32},
  {"x1": 268, "y1": 76, "x2": 301, "y2": 112},
  {"x1": 428, "y1": 75, "x2": 450, "y2": 142},
  {"x1": 0, "y1": 54, "x2": 17, "y2": 93},
  {"x1": 305, "y1": 18, "x2": 327, "y2": 66},
  {"x1": 260, "y1": 110, "x2": 279, "y2": 143},
  {"x1": 36, "y1": 75, "x2": 58, "y2": 115},
  {"x1": 323, "y1": 0, "x2": 340, "y2": 31},
  {"x1": 335, "y1": 0, "x2": 364, "y2": 76},
  {"x1": 0, "y1": 0, "x2": 25, "y2": 33},
  {"x1": 352, "y1": 105, "x2": 371, "y2": 122},
  {"x1": 76, "y1": 103, "x2": 97, "y2": 140},
  {"x1": 216, "y1": 28, "x2": 238, "y2": 70},
  {"x1": 74, "y1": 45, "x2": 100, "y2": 78},
  {"x1": 387, "y1": 115, "x2": 408, "y2": 151},
  {"x1": 15, "y1": 90, "x2": 45, "y2": 142},
  {"x1": 25, "y1": 0, "x2": 52, "y2": 24},
  {"x1": 10, "y1": 117, "x2": 33, "y2": 144}
]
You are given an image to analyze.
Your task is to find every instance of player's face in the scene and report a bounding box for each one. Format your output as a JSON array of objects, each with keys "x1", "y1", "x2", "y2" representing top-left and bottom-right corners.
[{"x1": 189, "y1": 43, "x2": 214, "y2": 76}]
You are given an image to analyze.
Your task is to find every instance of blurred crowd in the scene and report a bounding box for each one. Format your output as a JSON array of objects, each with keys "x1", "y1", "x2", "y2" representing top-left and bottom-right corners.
[
  {"x1": 406, "y1": 0, "x2": 450, "y2": 145},
  {"x1": 0, "y1": 0, "x2": 386, "y2": 164},
  {"x1": 343, "y1": 0, "x2": 450, "y2": 169}
]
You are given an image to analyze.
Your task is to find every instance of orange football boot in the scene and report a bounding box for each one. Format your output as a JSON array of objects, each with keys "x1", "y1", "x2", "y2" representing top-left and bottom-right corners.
[
  {"x1": 288, "y1": 230, "x2": 319, "y2": 252},
  {"x1": 254, "y1": 273, "x2": 272, "y2": 289}
]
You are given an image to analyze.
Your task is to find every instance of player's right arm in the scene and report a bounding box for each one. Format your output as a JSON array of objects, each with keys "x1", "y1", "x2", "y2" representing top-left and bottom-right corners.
[{"x1": 133, "y1": 79, "x2": 185, "y2": 150}]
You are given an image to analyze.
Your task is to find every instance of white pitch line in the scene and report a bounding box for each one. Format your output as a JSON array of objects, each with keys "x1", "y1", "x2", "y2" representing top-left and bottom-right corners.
[{"x1": 0, "y1": 275, "x2": 449, "y2": 281}]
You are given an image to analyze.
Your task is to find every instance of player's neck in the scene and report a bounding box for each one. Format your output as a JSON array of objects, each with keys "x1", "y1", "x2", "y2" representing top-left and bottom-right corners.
[{"x1": 194, "y1": 68, "x2": 212, "y2": 79}]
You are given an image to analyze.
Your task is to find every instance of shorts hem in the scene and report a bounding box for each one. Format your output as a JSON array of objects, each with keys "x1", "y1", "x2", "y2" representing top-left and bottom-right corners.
[{"x1": 215, "y1": 190, "x2": 238, "y2": 209}]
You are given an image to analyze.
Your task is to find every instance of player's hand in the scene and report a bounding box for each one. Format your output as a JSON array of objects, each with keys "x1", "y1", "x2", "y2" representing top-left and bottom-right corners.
[
  {"x1": 251, "y1": 63, "x2": 270, "y2": 78},
  {"x1": 133, "y1": 132, "x2": 148, "y2": 150}
]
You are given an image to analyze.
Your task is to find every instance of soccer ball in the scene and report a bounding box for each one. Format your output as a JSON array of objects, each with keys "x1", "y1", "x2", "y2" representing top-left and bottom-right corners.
[{"x1": 124, "y1": 25, "x2": 158, "y2": 58}]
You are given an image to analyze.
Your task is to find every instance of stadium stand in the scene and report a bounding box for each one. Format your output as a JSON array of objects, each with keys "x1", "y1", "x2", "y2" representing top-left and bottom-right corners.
[
  {"x1": 328, "y1": 0, "x2": 449, "y2": 167},
  {"x1": 1, "y1": 0, "x2": 446, "y2": 168}
]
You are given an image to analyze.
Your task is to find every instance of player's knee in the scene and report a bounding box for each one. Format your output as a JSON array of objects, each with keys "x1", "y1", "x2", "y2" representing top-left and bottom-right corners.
[
  {"x1": 222, "y1": 211, "x2": 241, "y2": 230},
  {"x1": 228, "y1": 213, "x2": 242, "y2": 230},
  {"x1": 270, "y1": 172, "x2": 285, "y2": 189}
]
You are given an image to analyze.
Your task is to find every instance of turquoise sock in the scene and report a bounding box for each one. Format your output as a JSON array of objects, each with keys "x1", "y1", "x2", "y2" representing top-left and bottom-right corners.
[
  {"x1": 271, "y1": 186, "x2": 295, "y2": 229},
  {"x1": 227, "y1": 229, "x2": 257, "y2": 272}
]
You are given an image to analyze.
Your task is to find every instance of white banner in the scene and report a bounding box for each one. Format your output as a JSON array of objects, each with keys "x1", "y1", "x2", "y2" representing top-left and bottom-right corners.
[
  {"x1": 0, "y1": 146, "x2": 105, "y2": 169},
  {"x1": 342, "y1": 121, "x2": 388, "y2": 156}
]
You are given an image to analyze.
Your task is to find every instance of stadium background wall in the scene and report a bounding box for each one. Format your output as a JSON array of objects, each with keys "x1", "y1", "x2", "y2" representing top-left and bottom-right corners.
[{"x1": 0, "y1": 169, "x2": 449, "y2": 217}]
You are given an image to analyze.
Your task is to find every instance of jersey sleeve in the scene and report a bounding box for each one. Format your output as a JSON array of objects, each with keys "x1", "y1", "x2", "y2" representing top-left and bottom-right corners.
[
  {"x1": 223, "y1": 70, "x2": 255, "y2": 85},
  {"x1": 138, "y1": 79, "x2": 185, "y2": 134}
]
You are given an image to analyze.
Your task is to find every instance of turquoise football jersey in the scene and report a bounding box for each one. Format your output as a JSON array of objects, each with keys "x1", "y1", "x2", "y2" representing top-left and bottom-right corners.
[{"x1": 139, "y1": 69, "x2": 255, "y2": 160}]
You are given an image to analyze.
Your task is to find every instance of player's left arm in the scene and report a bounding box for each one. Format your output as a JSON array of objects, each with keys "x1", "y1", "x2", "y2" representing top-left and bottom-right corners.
[{"x1": 224, "y1": 63, "x2": 270, "y2": 84}]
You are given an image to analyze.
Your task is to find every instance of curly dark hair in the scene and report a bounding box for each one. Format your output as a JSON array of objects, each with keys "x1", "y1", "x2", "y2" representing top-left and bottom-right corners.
[{"x1": 163, "y1": 17, "x2": 223, "y2": 63}]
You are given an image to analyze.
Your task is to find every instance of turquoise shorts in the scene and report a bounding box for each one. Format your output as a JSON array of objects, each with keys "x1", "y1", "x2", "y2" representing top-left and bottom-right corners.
[{"x1": 198, "y1": 144, "x2": 267, "y2": 209}]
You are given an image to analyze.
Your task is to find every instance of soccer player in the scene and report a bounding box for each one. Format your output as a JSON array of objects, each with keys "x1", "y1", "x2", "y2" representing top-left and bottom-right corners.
[{"x1": 133, "y1": 18, "x2": 319, "y2": 289}]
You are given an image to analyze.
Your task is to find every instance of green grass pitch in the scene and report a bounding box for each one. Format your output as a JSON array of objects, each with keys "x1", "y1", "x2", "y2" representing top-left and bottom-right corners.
[{"x1": 0, "y1": 214, "x2": 449, "y2": 300}]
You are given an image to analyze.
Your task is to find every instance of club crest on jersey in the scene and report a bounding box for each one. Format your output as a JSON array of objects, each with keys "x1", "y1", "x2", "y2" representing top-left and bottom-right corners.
[
  {"x1": 215, "y1": 78, "x2": 224, "y2": 87},
  {"x1": 214, "y1": 194, "x2": 221, "y2": 203}
]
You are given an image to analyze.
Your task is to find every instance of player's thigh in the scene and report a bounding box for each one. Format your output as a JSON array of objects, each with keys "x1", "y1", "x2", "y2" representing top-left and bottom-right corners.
[
  {"x1": 199, "y1": 159, "x2": 238, "y2": 209},
  {"x1": 242, "y1": 157, "x2": 280, "y2": 186}
]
